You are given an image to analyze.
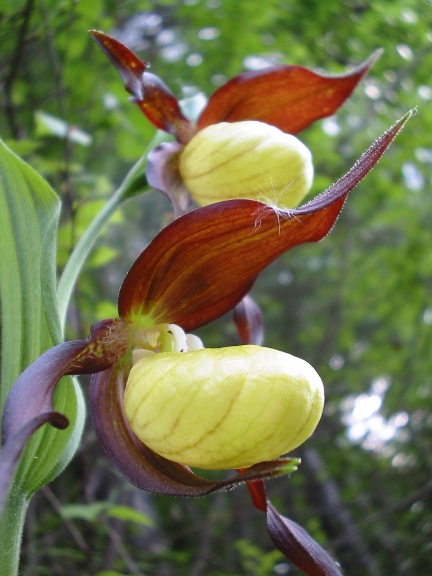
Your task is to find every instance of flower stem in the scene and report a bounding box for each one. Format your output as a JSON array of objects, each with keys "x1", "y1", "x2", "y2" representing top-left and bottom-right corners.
[
  {"x1": 56, "y1": 129, "x2": 169, "y2": 334},
  {"x1": 0, "y1": 489, "x2": 27, "y2": 576}
]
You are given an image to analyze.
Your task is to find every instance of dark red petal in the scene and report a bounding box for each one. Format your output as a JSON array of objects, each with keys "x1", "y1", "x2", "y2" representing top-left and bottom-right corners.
[
  {"x1": 0, "y1": 319, "x2": 128, "y2": 515},
  {"x1": 89, "y1": 30, "x2": 196, "y2": 144},
  {"x1": 198, "y1": 51, "x2": 381, "y2": 134},
  {"x1": 2, "y1": 341, "x2": 87, "y2": 443},
  {"x1": 267, "y1": 502, "x2": 343, "y2": 576},
  {"x1": 2, "y1": 318, "x2": 128, "y2": 440},
  {"x1": 233, "y1": 295, "x2": 264, "y2": 345},
  {"x1": 90, "y1": 364, "x2": 299, "y2": 496},
  {"x1": 119, "y1": 113, "x2": 411, "y2": 330},
  {"x1": 89, "y1": 30, "x2": 148, "y2": 98},
  {"x1": 246, "y1": 480, "x2": 342, "y2": 576}
]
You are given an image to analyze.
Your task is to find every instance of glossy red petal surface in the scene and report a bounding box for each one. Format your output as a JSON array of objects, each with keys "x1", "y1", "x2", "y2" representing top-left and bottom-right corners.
[
  {"x1": 90, "y1": 30, "x2": 195, "y2": 144},
  {"x1": 119, "y1": 113, "x2": 411, "y2": 330},
  {"x1": 89, "y1": 30, "x2": 148, "y2": 97},
  {"x1": 198, "y1": 51, "x2": 381, "y2": 134},
  {"x1": 89, "y1": 364, "x2": 298, "y2": 495}
]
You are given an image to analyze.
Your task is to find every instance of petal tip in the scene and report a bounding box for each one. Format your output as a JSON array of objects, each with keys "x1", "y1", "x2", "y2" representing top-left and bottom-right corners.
[{"x1": 89, "y1": 30, "x2": 148, "y2": 101}]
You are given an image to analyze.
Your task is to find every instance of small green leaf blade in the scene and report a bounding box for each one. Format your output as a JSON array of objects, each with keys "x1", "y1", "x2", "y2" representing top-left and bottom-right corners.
[
  {"x1": 60, "y1": 502, "x2": 153, "y2": 527},
  {"x1": 61, "y1": 502, "x2": 109, "y2": 522},
  {"x1": 0, "y1": 139, "x2": 85, "y2": 498},
  {"x1": 107, "y1": 505, "x2": 154, "y2": 526}
]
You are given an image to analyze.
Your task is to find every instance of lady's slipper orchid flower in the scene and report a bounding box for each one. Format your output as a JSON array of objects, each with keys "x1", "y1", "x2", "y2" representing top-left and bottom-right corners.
[
  {"x1": 125, "y1": 342, "x2": 324, "y2": 470},
  {"x1": 0, "y1": 102, "x2": 411, "y2": 576},
  {"x1": 89, "y1": 30, "x2": 381, "y2": 214}
]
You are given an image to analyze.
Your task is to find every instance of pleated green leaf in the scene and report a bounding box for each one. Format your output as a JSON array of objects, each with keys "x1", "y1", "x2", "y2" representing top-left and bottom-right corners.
[{"x1": 0, "y1": 139, "x2": 85, "y2": 498}]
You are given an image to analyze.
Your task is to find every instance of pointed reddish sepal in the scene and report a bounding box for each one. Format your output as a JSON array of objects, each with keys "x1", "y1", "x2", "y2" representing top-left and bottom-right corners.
[
  {"x1": 267, "y1": 502, "x2": 343, "y2": 576},
  {"x1": 89, "y1": 30, "x2": 196, "y2": 144},
  {"x1": 0, "y1": 319, "x2": 129, "y2": 516},
  {"x1": 89, "y1": 30, "x2": 149, "y2": 98},
  {"x1": 90, "y1": 364, "x2": 301, "y2": 496},
  {"x1": 233, "y1": 295, "x2": 264, "y2": 345},
  {"x1": 119, "y1": 113, "x2": 411, "y2": 330},
  {"x1": 246, "y1": 480, "x2": 342, "y2": 576},
  {"x1": 198, "y1": 51, "x2": 382, "y2": 135}
]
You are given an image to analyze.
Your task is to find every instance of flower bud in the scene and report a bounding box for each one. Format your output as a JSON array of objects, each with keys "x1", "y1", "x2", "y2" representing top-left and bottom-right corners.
[
  {"x1": 179, "y1": 121, "x2": 313, "y2": 208},
  {"x1": 124, "y1": 345, "x2": 324, "y2": 469}
]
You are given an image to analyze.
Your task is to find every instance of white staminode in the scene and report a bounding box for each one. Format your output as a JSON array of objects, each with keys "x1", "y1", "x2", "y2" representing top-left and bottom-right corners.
[
  {"x1": 167, "y1": 323, "x2": 189, "y2": 352},
  {"x1": 131, "y1": 323, "x2": 204, "y2": 365}
]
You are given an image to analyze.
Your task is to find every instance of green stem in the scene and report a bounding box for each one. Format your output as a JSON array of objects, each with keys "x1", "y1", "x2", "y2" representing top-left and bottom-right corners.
[
  {"x1": 0, "y1": 490, "x2": 28, "y2": 576},
  {"x1": 56, "y1": 131, "x2": 168, "y2": 333},
  {"x1": 56, "y1": 174, "x2": 148, "y2": 332}
]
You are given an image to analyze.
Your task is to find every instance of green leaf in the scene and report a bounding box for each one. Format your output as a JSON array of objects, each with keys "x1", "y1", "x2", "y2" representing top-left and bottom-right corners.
[
  {"x1": 61, "y1": 502, "x2": 154, "y2": 527},
  {"x1": 107, "y1": 505, "x2": 154, "y2": 526},
  {"x1": 87, "y1": 246, "x2": 118, "y2": 268},
  {"x1": 0, "y1": 138, "x2": 85, "y2": 497},
  {"x1": 61, "y1": 502, "x2": 109, "y2": 522}
]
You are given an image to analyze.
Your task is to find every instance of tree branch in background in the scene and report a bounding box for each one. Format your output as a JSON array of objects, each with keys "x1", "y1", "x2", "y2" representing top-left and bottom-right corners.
[
  {"x1": 301, "y1": 447, "x2": 381, "y2": 575},
  {"x1": 3, "y1": 0, "x2": 35, "y2": 139}
]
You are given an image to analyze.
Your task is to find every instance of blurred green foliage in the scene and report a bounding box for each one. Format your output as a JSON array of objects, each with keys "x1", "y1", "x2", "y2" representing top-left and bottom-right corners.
[{"x1": 1, "y1": 0, "x2": 431, "y2": 574}]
